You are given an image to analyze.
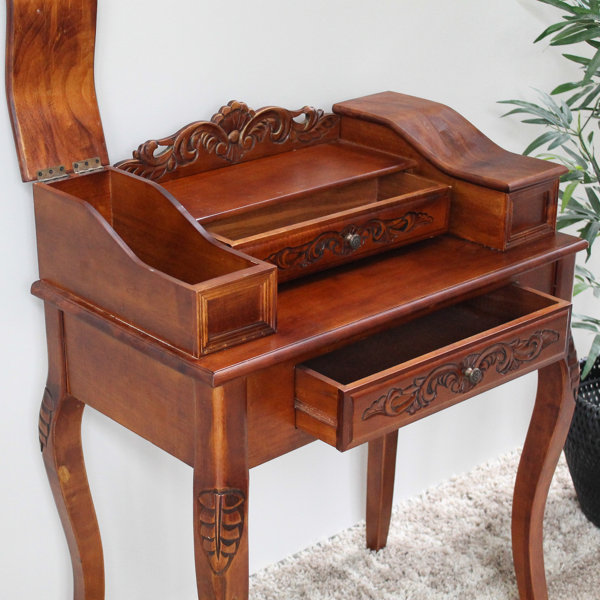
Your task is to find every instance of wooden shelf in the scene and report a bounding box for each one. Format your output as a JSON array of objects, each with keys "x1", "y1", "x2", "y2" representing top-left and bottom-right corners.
[{"x1": 162, "y1": 141, "x2": 415, "y2": 221}]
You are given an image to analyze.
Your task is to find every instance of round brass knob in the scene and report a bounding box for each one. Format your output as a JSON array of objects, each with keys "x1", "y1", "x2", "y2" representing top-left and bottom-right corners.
[
  {"x1": 463, "y1": 367, "x2": 483, "y2": 385},
  {"x1": 345, "y1": 232, "x2": 362, "y2": 250}
]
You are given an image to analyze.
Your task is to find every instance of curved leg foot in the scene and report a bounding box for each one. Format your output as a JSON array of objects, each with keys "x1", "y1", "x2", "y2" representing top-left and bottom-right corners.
[
  {"x1": 41, "y1": 305, "x2": 104, "y2": 599},
  {"x1": 366, "y1": 430, "x2": 398, "y2": 551},
  {"x1": 512, "y1": 358, "x2": 574, "y2": 600}
]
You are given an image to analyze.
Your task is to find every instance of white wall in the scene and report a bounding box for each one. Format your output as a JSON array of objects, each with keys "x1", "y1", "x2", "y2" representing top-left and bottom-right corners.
[{"x1": 0, "y1": 1, "x2": 587, "y2": 598}]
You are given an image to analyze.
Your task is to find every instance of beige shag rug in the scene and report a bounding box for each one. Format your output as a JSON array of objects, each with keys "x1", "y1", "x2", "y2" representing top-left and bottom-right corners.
[{"x1": 250, "y1": 450, "x2": 600, "y2": 599}]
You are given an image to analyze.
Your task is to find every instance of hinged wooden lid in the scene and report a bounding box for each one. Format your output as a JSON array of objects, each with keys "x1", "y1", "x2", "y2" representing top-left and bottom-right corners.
[{"x1": 5, "y1": 0, "x2": 109, "y2": 182}]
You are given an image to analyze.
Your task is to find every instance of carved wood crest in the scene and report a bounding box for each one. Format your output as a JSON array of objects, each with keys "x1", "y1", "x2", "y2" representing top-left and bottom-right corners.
[
  {"x1": 362, "y1": 329, "x2": 560, "y2": 421},
  {"x1": 116, "y1": 101, "x2": 340, "y2": 181}
]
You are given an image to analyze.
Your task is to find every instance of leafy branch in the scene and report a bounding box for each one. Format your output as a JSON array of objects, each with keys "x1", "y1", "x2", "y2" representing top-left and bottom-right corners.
[{"x1": 500, "y1": 0, "x2": 600, "y2": 377}]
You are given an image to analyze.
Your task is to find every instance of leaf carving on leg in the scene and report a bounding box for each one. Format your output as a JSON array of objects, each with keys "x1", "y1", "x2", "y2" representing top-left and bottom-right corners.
[{"x1": 197, "y1": 488, "x2": 245, "y2": 575}]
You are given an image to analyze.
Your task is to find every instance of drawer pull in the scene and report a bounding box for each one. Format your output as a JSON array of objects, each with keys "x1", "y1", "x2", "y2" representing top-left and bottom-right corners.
[
  {"x1": 463, "y1": 367, "x2": 483, "y2": 385},
  {"x1": 345, "y1": 232, "x2": 362, "y2": 250}
]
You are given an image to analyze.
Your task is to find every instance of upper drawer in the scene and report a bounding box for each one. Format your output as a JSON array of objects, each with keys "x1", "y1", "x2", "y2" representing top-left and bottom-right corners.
[
  {"x1": 295, "y1": 285, "x2": 570, "y2": 451},
  {"x1": 205, "y1": 171, "x2": 450, "y2": 282}
]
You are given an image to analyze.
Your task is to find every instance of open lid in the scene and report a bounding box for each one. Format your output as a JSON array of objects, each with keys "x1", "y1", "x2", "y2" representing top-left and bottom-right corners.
[{"x1": 5, "y1": 0, "x2": 109, "y2": 182}]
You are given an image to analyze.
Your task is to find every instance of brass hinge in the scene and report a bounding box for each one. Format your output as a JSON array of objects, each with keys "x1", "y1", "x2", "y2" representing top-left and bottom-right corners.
[
  {"x1": 73, "y1": 157, "x2": 103, "y2": 175},
  {"x1": 36, "y1": 165, "x2": 68, "y2": 183},
  {"x1": 36, "y1": 157, "x2": 104, "y2": 183}
]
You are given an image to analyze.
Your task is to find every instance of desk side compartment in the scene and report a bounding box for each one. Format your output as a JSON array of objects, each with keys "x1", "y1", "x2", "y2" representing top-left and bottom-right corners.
[
  {"x1": 295, "y1": 286, "x2": 571, "y2": 450},
  {"x1": 33, "y1": 168, "x2": 276, "y2": 356},
  {"x1": 334, "y1": 92, "x2": 567, "y2": 251}
]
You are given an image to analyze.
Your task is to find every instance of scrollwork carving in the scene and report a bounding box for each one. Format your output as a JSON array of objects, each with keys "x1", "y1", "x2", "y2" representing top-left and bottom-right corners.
[
  {"x1": 116, "y1": 100, "x2": 339, "y2": 180},
  {"x1": 362, "y1": 329, "x2": 560, "y2": 421},
  {"x1": 265, "y1": 211, "x2": 433, "y2": 270}
]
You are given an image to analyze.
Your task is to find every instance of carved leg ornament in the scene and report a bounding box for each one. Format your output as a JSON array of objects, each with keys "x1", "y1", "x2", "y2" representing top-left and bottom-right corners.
[
  {"x1": 41, "y1": 305, "x2": 104, "y2": 600},
  {"x1": 194, "y1": 379, "x2": 249, "y2": 600}
]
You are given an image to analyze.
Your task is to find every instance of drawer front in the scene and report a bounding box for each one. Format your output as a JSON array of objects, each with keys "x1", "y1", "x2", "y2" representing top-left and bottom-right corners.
[
  {"x1": 295, "y1": 287, "x2": 571, "y2": 451},
  {"x1": 235, "y1": 188, "x2": 450, "y2": 283},
  {"x1": 348, "y1": 314, "x2": 568, "y2": 448}
]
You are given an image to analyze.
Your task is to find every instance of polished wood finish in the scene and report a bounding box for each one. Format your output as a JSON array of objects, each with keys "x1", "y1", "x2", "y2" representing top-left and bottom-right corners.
[
  {"x1": 6, "y1": 0, "x2": 108, "y2": 182},
  {"x1": 366, "y1": 431, "x2": 398, "y2": 551},
  {"x1": 5, "y1": 3, "x2": 588, "y2": 597},
  {"x1": 34, "y1": 168, "x2": 276, "y2": 356},
  {"x1": 40, "y1": 303, "x2": 104, "y2": 600},
  {"x1": 512, "y1": 359, "x2": 574, "y2": 600},
  {"x1": 335, "y1": 93, "x2": 566, "y2": 250},
  {"x1": 295, "y1": 286, "x2": 571, "y2": 450},
  {"x1": 194, "y1": 379, "x2": 249, "y2": 599},
  {"x1": 115, "y1": 100, "x2": 340, "y2": 182}
]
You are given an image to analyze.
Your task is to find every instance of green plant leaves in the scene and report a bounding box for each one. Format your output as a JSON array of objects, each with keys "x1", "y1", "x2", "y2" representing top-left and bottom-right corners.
[{"x1": 501, "y1": 0, "x2": 600, "y2": 369}]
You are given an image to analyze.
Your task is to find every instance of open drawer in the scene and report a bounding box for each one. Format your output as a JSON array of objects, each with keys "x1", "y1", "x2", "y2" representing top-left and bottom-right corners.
[
  {"x1": 204, "y1": 171, "x2": 450, "y2": 282},
  {"x1": 202, "y1": 173, "x2": 450, "y2": 281},
  {"x1": 295, "y1": 285, "x2": 571, "y2": 450}
]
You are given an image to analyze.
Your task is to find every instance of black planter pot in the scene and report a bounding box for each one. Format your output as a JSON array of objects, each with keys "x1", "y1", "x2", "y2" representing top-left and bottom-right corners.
[{"x1": 564, "y1": 357, "x2": 600, "y2": 527}]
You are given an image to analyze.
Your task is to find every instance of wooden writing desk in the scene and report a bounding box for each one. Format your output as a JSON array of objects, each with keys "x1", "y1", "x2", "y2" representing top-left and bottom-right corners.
[{"x1": 5, "y1": 1, "x2": 586, "y2": 598}]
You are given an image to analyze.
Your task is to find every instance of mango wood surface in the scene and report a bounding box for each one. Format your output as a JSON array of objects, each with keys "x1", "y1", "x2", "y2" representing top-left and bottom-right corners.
[
  {"x1": 5, "y1": 1, "x2": 587, "y2": 598},
  {"x1": 32, "y1": 234, "x2": 585, "y2": 388},
  {"x1": 295, "y1": 286, "x2": 571, "y2": 451},
  {"x1": 34, "y1": 167, "x2": 276, "y2": 356},
  {"x1": 513, "y1": 359, "x2": 574, "y2": 600},
  {"x1": 366, "y1": 431, "x2": 398, "y2": 551},
  {"x1": 339, "y1": 115, "x2": 560, "y2": 250},
  {"x1": 6, "y1": 0, "x2": 108, "y2": 182},
  {"x1": 40, "y1": 304, "x2": 104, "y2": 599},
  {"x1": 162, "y1": 142, "x2": 414, "y2": 222},
  {"x1": 333, "y1": 92, "x2": 565, "y2": 193},
  {"x1": 194, "y1": 379, "x2": 249, "y2": 599}
]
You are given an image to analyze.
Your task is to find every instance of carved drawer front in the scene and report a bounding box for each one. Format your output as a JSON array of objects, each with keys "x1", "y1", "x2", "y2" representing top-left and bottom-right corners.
[
  {"x1": 295, "y1": 286, "x2": 570, "y2": 451},
  {"x1": 205, "y1": 172, "x2": 450, "y2": 282}
]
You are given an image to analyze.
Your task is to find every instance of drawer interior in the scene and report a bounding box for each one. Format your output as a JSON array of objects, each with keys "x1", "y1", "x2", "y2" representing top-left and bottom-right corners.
[
  {"x1": 300, "y1": 286, "x2": 561, "y2": 385},
  {"x1": 204, "y1": 172, "x2": 446, "y2": 244},
  {"x1": 50, "y1": 169, "x2": 258, "y2": 285}
]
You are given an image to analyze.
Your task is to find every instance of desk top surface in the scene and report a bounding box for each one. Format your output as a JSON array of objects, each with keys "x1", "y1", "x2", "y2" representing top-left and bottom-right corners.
[{"x1": 199, "y1": 232, "x2": 584, "y2": 383}]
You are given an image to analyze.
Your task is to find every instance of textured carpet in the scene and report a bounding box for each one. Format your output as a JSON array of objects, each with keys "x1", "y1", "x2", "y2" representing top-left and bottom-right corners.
[{"x1": 250, "y1": 450, "x2": 600, "y2": 599}]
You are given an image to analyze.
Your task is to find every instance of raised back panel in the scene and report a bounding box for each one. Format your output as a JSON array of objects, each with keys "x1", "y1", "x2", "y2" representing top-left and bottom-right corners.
[
  {"x1": 6, "y1": 0, "x2": 108, "y2": 182},
  {"x1": 115, "y1": 100, "x2": 340, "y2": 182}
]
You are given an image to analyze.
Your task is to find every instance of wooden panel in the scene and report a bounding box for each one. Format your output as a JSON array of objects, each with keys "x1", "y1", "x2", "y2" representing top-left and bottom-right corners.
[
  {"x1": 65, "y1": 315, "x2": 196, "y2": 466},
  {"x1": 247, "y1": 364, "x2": 314, "y2": 468},
  {"x1": 34, "y1": 170, "x2": 277, "y2": 356},
  {"x1": 339, "y1": 116, "x2": 511, "y2": 249},
  {"x1": 162, "y1": 142, "x2": 414, "y2": 221},
  {"x1": 34, "y1": 178, "x2": 201, "y2": 354},
  {"x1": 6, "y1": 0, "x2": 108, "y2": 181},
  {"x1": 65, "y1": 315, "x2": 312, "y2": 469},
  {"x1": 507, "y1": 180, "x2": 558, "y2": 247},
  {"x1": 333, "y1": 91, "x2": 566, "y2": 192}
]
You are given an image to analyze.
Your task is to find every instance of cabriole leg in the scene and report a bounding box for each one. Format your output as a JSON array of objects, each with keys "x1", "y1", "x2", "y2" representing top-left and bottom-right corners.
[
  {"x1": 512, "y1": 358, "x2": 574, "y2": 600},
  {"x1": 193, "y1": 379, "x2": 249, "y2": 600},
  {"x1": 40, "y1": 304, "x2": 104, "y2": 599},
  {"x1": 366, "y1": 430, "x2": 398, "y2": 551}
]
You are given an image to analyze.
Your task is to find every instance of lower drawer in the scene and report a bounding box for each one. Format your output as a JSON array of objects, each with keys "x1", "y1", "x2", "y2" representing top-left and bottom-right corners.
[{"x1": 294, "y1": 285, "x2": 571, "y2": 450}]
